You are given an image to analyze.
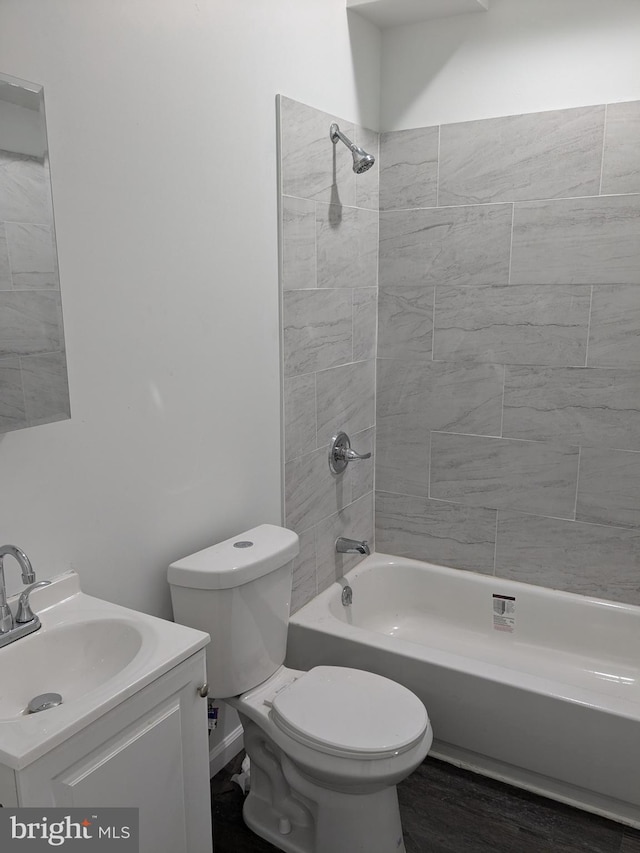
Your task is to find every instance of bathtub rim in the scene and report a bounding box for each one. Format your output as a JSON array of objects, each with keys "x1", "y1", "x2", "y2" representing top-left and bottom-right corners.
[{"x1": 288, "y1": 552, "x2": 640, "y2": 722}]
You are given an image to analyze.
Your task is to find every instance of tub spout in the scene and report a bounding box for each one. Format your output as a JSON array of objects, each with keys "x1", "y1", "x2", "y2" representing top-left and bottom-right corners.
[{"x1": 336, "y1": 537, "x2": 370, "y2": 556}]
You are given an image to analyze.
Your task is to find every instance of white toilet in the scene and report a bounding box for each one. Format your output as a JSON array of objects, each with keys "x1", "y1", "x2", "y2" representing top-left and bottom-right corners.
[{"x1": 168, "y1": 524, "x2": 432, "y2": 853}]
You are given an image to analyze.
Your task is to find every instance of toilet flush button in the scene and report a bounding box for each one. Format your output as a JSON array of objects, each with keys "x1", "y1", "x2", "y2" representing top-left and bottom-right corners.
[{"x1": 233, "y1": 541, "x2": 254, "y2": 548}]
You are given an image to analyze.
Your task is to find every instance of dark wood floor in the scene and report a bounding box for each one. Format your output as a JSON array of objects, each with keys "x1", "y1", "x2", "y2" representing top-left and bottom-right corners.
[{"x1": 210, "y1": 752, "x2": 640, "y2": 853}]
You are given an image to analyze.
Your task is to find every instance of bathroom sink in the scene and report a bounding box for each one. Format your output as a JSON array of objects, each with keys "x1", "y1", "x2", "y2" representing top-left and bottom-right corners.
[
  {"x1": 0, "y1": 571, "x2": 209, "y2": 769},
  {"x1": 0, "y1": 618, "x2": 144, "y2": 721}
]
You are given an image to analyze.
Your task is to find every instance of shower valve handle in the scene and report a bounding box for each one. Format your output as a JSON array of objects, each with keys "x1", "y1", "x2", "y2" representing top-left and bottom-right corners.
[
  {"x1": 344, "y1": 448, "x2": 372, "y2": 462},
  {"x1": 329, "y1": 431, "x2": 371, "y2": 475}
]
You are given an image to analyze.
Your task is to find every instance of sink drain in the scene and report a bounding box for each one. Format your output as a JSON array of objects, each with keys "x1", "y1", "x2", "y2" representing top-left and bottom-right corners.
[{"x1": 27, "y1": 693, "x2": 63, "y2": 714}]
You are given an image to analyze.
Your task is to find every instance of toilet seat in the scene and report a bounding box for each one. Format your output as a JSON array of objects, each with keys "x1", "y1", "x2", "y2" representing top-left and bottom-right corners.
[{"x1": 270, "y1": 666, "x2": 428, "y2": 760}]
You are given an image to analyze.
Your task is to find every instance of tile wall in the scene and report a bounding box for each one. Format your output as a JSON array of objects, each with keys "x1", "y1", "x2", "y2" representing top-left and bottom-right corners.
[
  {"x1": 278, "y1": 96, "x2": 379, "y2": 612},
  {"x1": 376, "y1": 101, "x2": 640, "y2": 605},
  {"x1": 0, "y1": 149, "x2": 69, "y2": 431}
]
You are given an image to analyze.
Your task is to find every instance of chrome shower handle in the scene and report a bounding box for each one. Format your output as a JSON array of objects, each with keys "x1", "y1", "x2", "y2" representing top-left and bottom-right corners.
[
  {"x1": 329, "y1": 431, "x2": 372, "y2": 474},
  {"x1": 344, "y1": 447, "x2": 372, "y2": 462}
]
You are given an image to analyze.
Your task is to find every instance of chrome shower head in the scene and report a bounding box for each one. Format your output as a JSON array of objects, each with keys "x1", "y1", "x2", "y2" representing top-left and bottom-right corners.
[{"x1": 330, "y1": 122, "x2": 375, "y2": 174}]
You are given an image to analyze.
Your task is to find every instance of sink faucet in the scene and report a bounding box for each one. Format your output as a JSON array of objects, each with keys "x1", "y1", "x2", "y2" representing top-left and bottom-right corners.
[
  {"x1": 335, "y1": 537, "x2": 370, "y2": 556},
  {"x1": 0, "y1": 545, "x2": 49, "y2": 648}
]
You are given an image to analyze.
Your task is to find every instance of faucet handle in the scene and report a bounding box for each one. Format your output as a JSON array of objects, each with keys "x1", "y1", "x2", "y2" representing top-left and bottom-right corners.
[
  {"x1": 15, "y1": 580, "x2": 51, "y2": 624},
  {"x1": 329, "y1": 431, "x2": 372, "y2": 474}
]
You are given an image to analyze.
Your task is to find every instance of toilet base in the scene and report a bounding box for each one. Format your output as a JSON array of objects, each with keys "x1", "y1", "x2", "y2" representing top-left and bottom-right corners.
[{"x1": 242, "y1": 734, "x2": 407, "y2": 853}]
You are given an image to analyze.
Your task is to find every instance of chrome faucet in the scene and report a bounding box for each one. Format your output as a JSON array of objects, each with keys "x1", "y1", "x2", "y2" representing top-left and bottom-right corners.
[
  {"x1": 335, "y1": 537, "x2": 370, "y2": 556},
  {"x1": 0, "y1": 544, "x2": 50, "y2": 648}
]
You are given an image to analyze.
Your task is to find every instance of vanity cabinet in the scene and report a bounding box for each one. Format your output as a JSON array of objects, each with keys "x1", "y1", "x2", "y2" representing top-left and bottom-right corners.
[{"x1": 3, "y1": 651, "x2": 212, "y2": 853}]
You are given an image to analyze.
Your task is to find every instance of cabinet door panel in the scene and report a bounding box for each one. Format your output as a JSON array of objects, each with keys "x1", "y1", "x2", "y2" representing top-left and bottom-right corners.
[{"x1": 51, "y1": 699, "x2": 187, "y2": 851}]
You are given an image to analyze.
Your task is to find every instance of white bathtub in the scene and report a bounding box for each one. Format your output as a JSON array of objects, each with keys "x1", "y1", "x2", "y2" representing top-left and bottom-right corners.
[{"x1": 286, "y1": 553, "x2": 640, "y2": 828}]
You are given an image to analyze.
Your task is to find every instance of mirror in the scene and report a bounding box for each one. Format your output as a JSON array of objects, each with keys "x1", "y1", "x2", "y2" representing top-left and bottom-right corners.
[{"x1": 0, "y1": 72, "x2": 69, "y2": 432}]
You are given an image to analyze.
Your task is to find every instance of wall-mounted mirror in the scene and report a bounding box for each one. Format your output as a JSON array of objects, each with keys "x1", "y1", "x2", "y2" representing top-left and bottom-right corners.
[{"x1": 0, "y1": 72, "x2": 69, "y2": 432}]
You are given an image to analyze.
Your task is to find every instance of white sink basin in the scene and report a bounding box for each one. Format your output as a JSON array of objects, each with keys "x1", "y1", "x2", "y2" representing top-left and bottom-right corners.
[{"x1": 0, "y1": 572, "x2": 209, "y2": 769}]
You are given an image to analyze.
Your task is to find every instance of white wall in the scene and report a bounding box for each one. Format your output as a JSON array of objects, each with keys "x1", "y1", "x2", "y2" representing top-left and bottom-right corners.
[
  {"x1": 0, "y1": 0, "x2": 381, "y2": 614},
  {"x1": 381, "y1": 0, "x2": 640, "y2": 129}
]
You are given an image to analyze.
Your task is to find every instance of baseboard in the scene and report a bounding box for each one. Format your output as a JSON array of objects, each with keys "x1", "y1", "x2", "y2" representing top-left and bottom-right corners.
[{"x1": 209, "y1": 724, "x2": 244, "y2": 778}]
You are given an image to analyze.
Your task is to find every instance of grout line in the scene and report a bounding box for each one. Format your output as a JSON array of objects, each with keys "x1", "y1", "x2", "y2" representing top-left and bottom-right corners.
[
  {"x1": 507, "y1": 203, "x2": 515, "y2": 285},
  {"x1": 598, "y1": 103, "x2": 608, "y2": 196},
  {"x1": 493, "y1": 511, "x2": 499, "y2": 577},
  {"x1": 375, "y1": 190, "x2": 640, "y2": 215},
  {"x1": 313, "y1": 201, "x2": 318, "y2": 288},
  {"x1": 427, "y1": 430, "x2": 433, "y2": 499},
  {"x1": 499, "y1": 365, "x2": 506, "y2": 438},
  {"x1": 435, "y1": 125, "x2": 441, "y2": 208},
  {"x1": 431, "y1": 285, "x2": 437, "y2": 361},
  {"x1": 584, "y1": 286, "x2": 594, "y2": 367},
  {"x1": 313, "y1": 372, "x2": 318, "y2": 452},
  {"x1": 572, "y1": 446, "x2": 582, "y2": 521}
]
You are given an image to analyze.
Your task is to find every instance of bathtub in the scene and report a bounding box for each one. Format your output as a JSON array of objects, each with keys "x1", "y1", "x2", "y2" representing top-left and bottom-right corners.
[{"x1": 286, "y1": 553, "x2": 640, "y2": 828}]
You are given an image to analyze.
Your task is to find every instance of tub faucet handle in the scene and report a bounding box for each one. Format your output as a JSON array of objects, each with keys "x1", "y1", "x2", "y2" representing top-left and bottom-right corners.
[{"x1": 329, "y1": 431, "x2": 371, "y2": 474}]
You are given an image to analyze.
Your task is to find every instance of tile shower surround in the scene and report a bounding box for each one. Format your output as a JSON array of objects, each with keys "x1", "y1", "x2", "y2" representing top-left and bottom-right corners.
[
  {"x1": 279, "y1": 97, "x2": 378, "y2": 612},
  {"x1": 376, "y1": 99, "x2": 640, "y2": 606},
  {"x1": 280, "y1": 96, "x2": 640, "y2": 611}
]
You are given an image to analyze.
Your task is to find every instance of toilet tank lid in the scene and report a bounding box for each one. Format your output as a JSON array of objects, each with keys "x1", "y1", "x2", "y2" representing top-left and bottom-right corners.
[{"x1": 168, "y1": 524, "x2": 299, "y2": 590}]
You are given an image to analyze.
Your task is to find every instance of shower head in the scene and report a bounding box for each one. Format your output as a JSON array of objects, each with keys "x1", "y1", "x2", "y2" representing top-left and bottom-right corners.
[{"x1": 330, "y1": 122, "x2": 375, "y2": 174}]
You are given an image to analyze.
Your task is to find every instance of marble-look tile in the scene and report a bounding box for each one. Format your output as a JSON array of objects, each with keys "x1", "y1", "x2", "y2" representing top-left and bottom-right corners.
[
  {"x1": 378, "y1": 285, "x2": 434, "y2": 359},
  {"x1": 353, "y1": 287, "x2": 377, "y2": 361},
  {"x1": 375, "y1": 491, "x2": 496, "y2": 573},
  {"x1": 316, "y1": 359, "x2": 375, "y2": 446},
  {"x1": 284, "y1": 445, "x2": 352, "y2": 534},
  {"x1": 282, "y1": 289, "x2": 352, "y2": 377},
  {"x1": 350, "y1": 426, "x2": 374, "y2": 502},
  {"x1": 587, "y1": 285, "x2": 640, "y2": 369},
  {"x1": 576, "y1": 447, "x2": 640, "y2": 528},
  {"x1": 0, "y1": 223, "x2": 11, "y2": 289},
  {"x1": 0, "y1": 357, "x2": 26, "y2": 431},
  {"x1": 316, "y1": 492, "x2": 374, "y2": 593},
  {"x1": 511, "y1": 196, "x2": 640, "y2": 285},
  {"x1": 0, "y1": 150, "x2": 53, "y2": 223},
  {"x1": 430, "y1": 433, "x2": 579, "y2": 518},
  {"x1": 0, "y1": 291, "x2": 63, "y2": 357},
  {"x1": 503, "y1": 366, "x2": 640, "y2": 450},
  {"x1": 290, "y1": 526, "x2": 316, "y2": 614},
  {"x1": 5, "y1": 222, "x2": 58, "y2": 288},
  {"x1": 379, "y1": 204, "x2": 512, "y2": 288},
  {"x1": 601, "y1": 100, "x2": 640, "y2": 195},
  {"x1": 376, "y1": 360, "x2": 503, "y2": 497},
  {"x1": 376, "y1": 412, "x2": 430, "y2": 498},
  {"x1": 377, "y1": 359, "x2": 504, "y2": 436},
  {"x1": 433, "y1": 285, "x2": 591, "y2": 366},
  {"x1": 279, "y1": 96, "x2": 356, "y2": 206},
  {"x1": 316, "y1": 204, "x2": 377, "y2": 289},
  {"x1": 283, "y1": 374, "x2": 316, "y2": 462},
  {"x1": 379, "y1": 127, "x2": 439, "y2": 211},
  {"x1": 355, "y1": 126, "x2": 379, "y2": 211},
  {"x1": 281, "y1": 196, "x2": 316, "y2": 290},
  {"x1": 495, "y1": 511, "x2": 640, "y2": 604},
  {"x1": 21, "y1": 351, "x2": 70, "y2": 425},
  {"x1": 438, "y1": 106, "x2": 605, "y2": 205}
]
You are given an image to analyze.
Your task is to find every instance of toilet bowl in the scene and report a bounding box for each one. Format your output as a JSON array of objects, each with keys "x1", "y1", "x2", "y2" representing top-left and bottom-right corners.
[{"x1": 168, "y1": 524, "x2": 432, "y2": 853}]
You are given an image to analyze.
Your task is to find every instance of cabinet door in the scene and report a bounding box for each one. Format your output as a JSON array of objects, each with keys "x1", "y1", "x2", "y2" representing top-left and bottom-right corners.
[
  {"x1": 0, "y1": 764, "x2": 18, "y2": 807},
  {"x1": 18, "y1": 653, "x2": 212, "y2": 853}
]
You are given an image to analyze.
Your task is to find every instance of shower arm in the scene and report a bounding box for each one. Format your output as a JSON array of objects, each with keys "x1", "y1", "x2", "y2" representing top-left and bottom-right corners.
[{"x1": 330, "y1": 123, "x2": 356, "y2": 151}]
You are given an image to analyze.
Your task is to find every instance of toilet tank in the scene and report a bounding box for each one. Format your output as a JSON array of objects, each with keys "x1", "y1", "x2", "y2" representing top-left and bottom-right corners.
[{"x1": 168, "y1": 524, "x2": 299, "y2": 698}]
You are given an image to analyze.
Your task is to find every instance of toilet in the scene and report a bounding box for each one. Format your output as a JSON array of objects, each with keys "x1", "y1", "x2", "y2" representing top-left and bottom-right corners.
[{"x1": 168, "y1": 524, "x2": 432, "y2": 853}]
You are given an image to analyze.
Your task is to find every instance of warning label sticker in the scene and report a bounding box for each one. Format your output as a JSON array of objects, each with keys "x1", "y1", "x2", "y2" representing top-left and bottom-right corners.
[{"x1": 492, "y1": 594, "x2": 516, "y2": 632}]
